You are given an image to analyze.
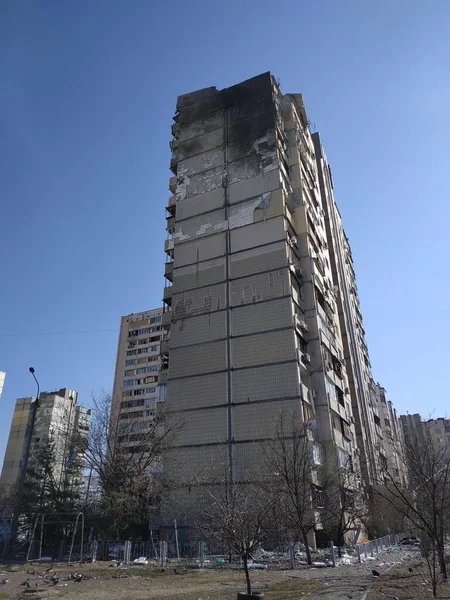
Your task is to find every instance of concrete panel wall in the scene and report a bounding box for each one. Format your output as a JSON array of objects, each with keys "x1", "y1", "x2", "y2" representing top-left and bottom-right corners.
[
  {"x1": 173, "y1": 259, "x2": 225, "y2": 293},
  {"x1": 232, "y1": 362, "x2": 300, "y2": 404},
  {"x1": 176, "y1": 188, "x2": 225, "y2": 220},
  {"x1": 233, "y1": 399, "x2": 300, "y2": 441},
  {"x1": 165, "y1": 445, "x2": 227, "y2": 486},
  {"x1": 167, "y1": 372, "x2": 228, "y2": 410},
  {"x1": 173, "y1": 407, "x2": 228, "y2": 446},
  {"x1": 174, "y1": 233, "x2": 226, "y2": 267},
  {"x1": 179, "y1": 166, "x2": 224, "y2": 200},
  {"x1": 170, "y1": 312, "x2": 226, "y2": 347},
  {"x1": 231, "y1": 297, "x2": 293, "y2": 336},
  {"x1": 233, "y1": 441, "x2": 271, "y2": 480},
  {"x1": 230, "y1": 243, "x2": 287, "y2": 278},
  {"x1": 169, "y1": 341, "x2": 226, "y2": 378},
  {"x1": 178, "y1": 127, "x2": 224, "y2": 161},
  {"x1": 177, "y1": 111, "x2": 224, "y2": 143},
  {"x1": 232, "y1": 329, "x2": 296, "y2": 369},
  {"x1": 178, "y1": 147, "x2": 225, "y2": 178},
  {"x1": 228, "y1": 169, "x2": 280, "y2": 204},
  {"x1": 172, "y1": 282, "x2": 226, "y2": 320},
  {"x1": 230, "y1": 268, "x2": 289, "y2": 307},
  {"x1": 174, "y1": 209, "x2": 227, "y2": 244},
  {"x1": 230, "y1": 216, "x2": 285, "y2": 253}
]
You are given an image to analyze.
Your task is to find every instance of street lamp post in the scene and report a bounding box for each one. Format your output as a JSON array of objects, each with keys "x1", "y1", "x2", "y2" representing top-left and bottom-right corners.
[{"x1": 9, "y1": 368, "x2": 41, "y2": 555}]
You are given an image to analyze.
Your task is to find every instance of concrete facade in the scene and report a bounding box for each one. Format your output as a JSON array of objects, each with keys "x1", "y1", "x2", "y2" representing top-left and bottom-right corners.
[
  {"x1": 374, "y1": 384, "x2": 408, "y2": 486},
  {"x1": 312, "y1": 134, "x2": 389, "y2": 488},
  {"x1": 400, "y1": 413, "x2": 425, "y2": 448},
  {"x1": 162, "y1": 73, "x2": 361, "y2": 493},
  {"x1": 0, "y1": 388, "x2": 90, "y2": 497},
  {"x1": 424, "y1": 417, "x2": 450, "y2": 457},
  {"x1": 110, "y1": 309, "x2": 164, "y2": 451}
]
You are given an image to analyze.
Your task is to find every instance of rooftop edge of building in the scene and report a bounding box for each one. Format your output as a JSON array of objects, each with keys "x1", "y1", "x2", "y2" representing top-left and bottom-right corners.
[{"x1": 175, "y1": 72, "x2": 276, "y2": 122}]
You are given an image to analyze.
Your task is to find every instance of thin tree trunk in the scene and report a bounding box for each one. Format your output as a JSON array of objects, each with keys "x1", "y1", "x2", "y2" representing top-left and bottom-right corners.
[
  {"x1": 302, "y1": 531, "x2": 312, "y2": 565},
  {"x1": 437, "y1": 542, "x2": 447, "y2": 580},
  {"x1": 432, "y1": 545, "x2": 437, "y2": 599},
  {"x1": 437, "y1": 525, "x2": 447, "y2": 580},
  {"x1": 243, "y1": 554, "x2": 251, "y2": 594}
]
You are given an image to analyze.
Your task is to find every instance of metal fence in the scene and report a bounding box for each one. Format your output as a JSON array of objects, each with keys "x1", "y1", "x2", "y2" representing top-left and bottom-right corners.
[{"x1": 0, "y1": 531, "x2": 411, "y2": 567}]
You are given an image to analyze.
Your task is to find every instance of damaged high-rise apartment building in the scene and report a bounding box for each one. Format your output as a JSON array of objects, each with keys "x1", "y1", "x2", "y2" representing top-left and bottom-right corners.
[{"x1": 160, "y1": 73, "x2": 404, "y2": 514}]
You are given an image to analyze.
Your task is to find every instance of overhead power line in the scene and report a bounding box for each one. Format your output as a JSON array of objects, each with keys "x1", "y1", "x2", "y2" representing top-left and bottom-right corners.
[{"x1": 0, "y1": 328, "x2": 116, "y2": 338}]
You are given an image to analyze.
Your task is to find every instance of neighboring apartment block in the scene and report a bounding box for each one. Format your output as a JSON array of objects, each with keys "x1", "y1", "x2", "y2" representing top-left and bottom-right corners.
[
  {"x1": 401, "y1": 414, "x2": 450, "y2": 459},
  {"x1": 110, "y1": 309, "x2": 165, "y2": 450},
  {"x1": 425, "y1": 417, "x2": 450, "y2": 457},
  {"x1": 400, "y1": 413, "x2": 425, "y2": 448},
  {"x1": 162, "y1": 73, "x2": 362, "y2": 498},
  {"x1": 0, "y1": 388, "x2": 90, "y2": 498}
]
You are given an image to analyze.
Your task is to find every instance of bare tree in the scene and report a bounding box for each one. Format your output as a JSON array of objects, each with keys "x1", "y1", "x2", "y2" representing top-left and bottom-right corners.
[
  {"x1": 82, "y1": 391, "x2": 183, "y2": 538},
  {"x1": 359, "y1": 490, "x2": 406, "y2": 539},
  {"x1": 197, "y1": 460, "x2": 273, "y2": 596},
  {"x1": 263, "y1": 411, "x2": 323, "y2": 565},
  {"x1": 323, "y1": 459, "x2": 367, "y2": 547},
  {"x1": 374, "y1": 430, "x2": 450, "y2": 597}
]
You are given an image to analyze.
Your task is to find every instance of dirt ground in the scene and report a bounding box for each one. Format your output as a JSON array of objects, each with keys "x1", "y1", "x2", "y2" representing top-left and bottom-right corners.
[{"x1": 0, "y1": 550, "x2": 449, "y2": 600}]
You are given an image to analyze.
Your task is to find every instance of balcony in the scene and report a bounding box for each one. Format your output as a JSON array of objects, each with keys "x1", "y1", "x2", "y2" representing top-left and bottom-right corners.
[
  {"x1": 162, "y1": 310, "x2": 172, "y2": 327},
  {"x1": 160, "y1": 340, "x2": 169, "y2": 355},
  {"x1": 164, "y1": 239, "x2": 174, "y2": 254},
  {"x1": 171, "y1": 122, "x2": 180, "y2": 137},
  {"x1": 163, "y1": 286, "x2": 172, "y2": 306},
  {"x1": 310, "y1": 441, "x2": 325, "y2": 465},
  {"x1": 166, "y1": 195, "x2": 176, "y2": 217},
  {"x1": 158, "y1": 370, "x2": 168, "y2": 385},
  {"x1": 169, "y1": 138, "x2": 179, "y2": 152},
  {"x1": 166, "y1": 215, "x2": 175, "y2": 231},
  {"x1": 170, "y1": 154, "x2": 178, "y2": 175},
  {"x1": 169, "y1": 177, "x2": 177, "y2": 194},
  {"x1": 164, "y1": 261, "x2": 173, "y2": 282}
]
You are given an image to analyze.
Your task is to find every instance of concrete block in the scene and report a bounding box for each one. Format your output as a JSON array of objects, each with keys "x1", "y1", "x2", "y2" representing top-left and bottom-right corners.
[
  {"x1": 230, "y1": 216, "x2": 285, "y2": 253},
  {"x1": 169, "y1": 340, "x2": 226, "y2": 378},
  {"x1": 174, "y1": 233, "x2": 226, "y2": 267},
  {"x1": 232, "y1": 329, "x2": 296, "y2": 369},
  {"x1": 176, "y1": 188, "x2": 225, "y2": 221},
  {"x1": 228, "y1": 169, "x2": 281, "y2": 205},
  {"x1": 232, "y1": 362, "x2": 300, "y2": 403},
  {"x1": 231, "y1": 297, "x2": 292, "y2": 335}
]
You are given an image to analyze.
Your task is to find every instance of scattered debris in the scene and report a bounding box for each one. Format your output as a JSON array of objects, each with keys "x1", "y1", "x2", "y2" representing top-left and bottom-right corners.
[
  {"x1": 248, "y1": 562, "x2": 267, "y2": 571},
  {"x1": 372, "y1": 569, "x2": 381, "y2": 577},
  {"x1": 133, "y1": 556, "x2": 149, "y2": 565}
]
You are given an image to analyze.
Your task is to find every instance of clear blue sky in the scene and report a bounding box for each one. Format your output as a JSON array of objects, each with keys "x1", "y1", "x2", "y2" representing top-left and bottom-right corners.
[{"x1": 1, "y1": 0, "x2": 449, "y2": 463}]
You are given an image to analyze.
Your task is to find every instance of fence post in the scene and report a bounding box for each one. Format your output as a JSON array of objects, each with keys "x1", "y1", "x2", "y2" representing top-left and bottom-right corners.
[
  {"x1": 174, "y1": 520, "x2": 180, "y2": 561},
  {"x1": 91, "y1": 540, "x2": 98, "y2": 563},
  {"x1": 124, "y1": 541, "x2": 131, "y2": 565},
  {"x1": 289, "y1": 543, "x2": 295, "y2": 569},
  {"x1": 364, "y1": 544, "x2": 368, "y2": 560},
  {"x1": 198, "y1": 541, "x2": 205, "y2": 568},
  {"x1": 356, "y1": 545, "x2": 361, "y2": 563},
  {"x1": 160, "y1": 541, "x2": 167, "y2": 567},
  {"x1": 329, "y1": 541, "x2": 336, "y2": 567},
  {"x1": 370, "y1": 542, "x2": 374, "y2": 557},
  {"x1": 375, "y1": 539, "x2": 379, "y2": 555}
]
